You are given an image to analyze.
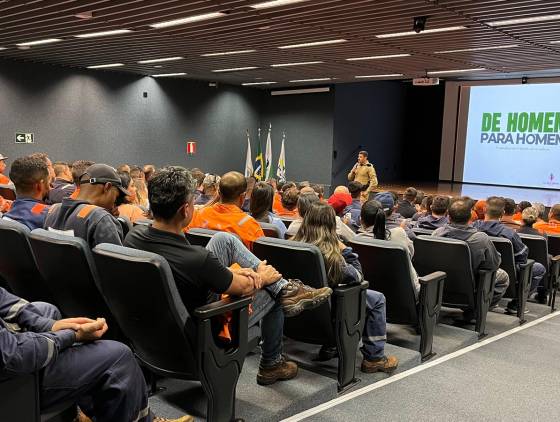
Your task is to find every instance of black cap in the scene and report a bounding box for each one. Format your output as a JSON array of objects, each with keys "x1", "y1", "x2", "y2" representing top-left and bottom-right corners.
[{"x1": 80, "y1": 164, "x2": 130, "y2": 196}]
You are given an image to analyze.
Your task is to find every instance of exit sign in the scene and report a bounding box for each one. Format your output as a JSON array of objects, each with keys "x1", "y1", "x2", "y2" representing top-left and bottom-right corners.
[{"x1": 15, "y1": 132, "x2": 34, "y2": 144}]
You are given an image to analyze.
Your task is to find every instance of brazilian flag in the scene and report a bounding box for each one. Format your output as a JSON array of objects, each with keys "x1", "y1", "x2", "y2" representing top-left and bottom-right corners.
[{"x1": 253, "y1": 141, "x2": 264, "y2": 181}]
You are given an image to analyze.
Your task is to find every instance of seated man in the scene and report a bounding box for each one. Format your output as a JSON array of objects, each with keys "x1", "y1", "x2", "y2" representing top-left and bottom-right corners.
[
  {"x1": 276, "y1": 187, "x2": 299, "y2": 218},
  {"x1": 0, "y1": 154, "x2": 15, "y2": 213},
  {"x1": 375, "y1": 192, "x2": 416, "y2": 241},
  {"x1": 474, "y1": 197, "x2": 547, "y2": 307},
  {"x1": 416, "y1": 195, "x2": 449, "y2": 230},
  {"x1": 44, "y1": 164, "x2": 126, "y2": 248},
  {"x1": 125, "y1": 166, "x2": 333, "y2": 385},
  {"x1": 4, "y1": 155, "x2": 50, "y2": 230},
  {"x1": 513, "y1": 200, "x2": 532, "y2": 222},
  {"x1": 433, "y1": 199, "x2": 510, "y2": 310},
  {"x1": 48, "y1": 161, "x2": 76, "y2": 204},
  {"x1": 188, "y1": 171, "x2": 264, "y2": 249},
  {"x1": 342, "y1": 181, "x2": 364, "y2": 231},
  {"x1": 501, "y1": 198, "x2": 522, "y2": 231},
  {"x1": 69, "y1": 160, "x2": 95, "y2": 199},
  {"x1": 194, "y1": 173, "x2": 220, "y2": 206},
  {"x1": 534, "y1": 204, "x2": 560, "y2": 235},
  {"x1": 396, "y1": 187, "x2": 417, "y2": 219}
]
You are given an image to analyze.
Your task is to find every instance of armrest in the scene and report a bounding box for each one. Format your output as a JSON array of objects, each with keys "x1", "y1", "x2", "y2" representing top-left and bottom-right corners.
[
  {"x1": 550, "y1": 255, "x2": 560, "y2": 281},
  {"x1": 333, "y1": 280, "x2": 369, "y2": 297},
  {"x1": 419, "y1": 271, "x2": 446, "y2": 285},
  {"x1": 194, "y1": 296, "x2": 252, "y2": 319},
  {"x1": 519, "y1": 258, "x2": 535, "y2": 270}
]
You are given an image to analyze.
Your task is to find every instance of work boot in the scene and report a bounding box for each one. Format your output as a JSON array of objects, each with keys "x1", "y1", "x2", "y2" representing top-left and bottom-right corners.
[
  {"x1": 360, "y1": 355, "x2": 399, "y2": 374},
  {"x1": 279, "y1": 279, "x2": 332, "y2": 317},
  {"x1": 257, "y1": 356, "x2": 298, "y2": 386}
]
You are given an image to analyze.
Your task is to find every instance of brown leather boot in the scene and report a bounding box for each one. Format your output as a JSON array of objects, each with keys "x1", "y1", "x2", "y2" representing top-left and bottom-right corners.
[
  {"x1": 360, "y1": 355, "x2": 399, "y2": 374},
  {"x1": 257, "y1": 356, "x2": 299, "y2": 386},
  {"x1": 279, "y1": 279, "x2": 332, "y2": 317}
]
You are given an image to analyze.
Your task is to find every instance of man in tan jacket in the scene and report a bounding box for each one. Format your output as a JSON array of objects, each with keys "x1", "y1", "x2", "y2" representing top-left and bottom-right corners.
[{"x1": 348, "y1": 150, "x2": 378, "y2": 202}]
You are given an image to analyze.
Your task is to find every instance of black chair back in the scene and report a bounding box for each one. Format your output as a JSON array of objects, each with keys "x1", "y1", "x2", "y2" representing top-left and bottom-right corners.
[
  {"x1": 259, "y1": 222, "x2": 281, "y2": 238},
  {"x1": 489, "y1": 237, "x2": 517, "y2": 297},
  {"x1": 280, "y1": 218, "x2": 295, "y2": 228},
  {"x1": 133, "y1": 218, "x2": 153, "y2": 227},
  {"x1": 412, "y1": 227, "x2": 434, "y2": 236},
  {"x1": 519, "y1": 233, "x2": 549, "y2": 270},
  {"x1": 0, "y1": 219, "x2": 53, "y2": 302},
  {"x1": 117, "y1": 216, "x2": 133, "y2": 238},
  {"x1": 547, "y1": 234, "x2": 560, "y2": 256},
  {"x1": 349, "y1": 237, "x2": 418, "y2": 324},
  {"x1": 185, "y1": 228, "x2": 241, "y2": 247}
]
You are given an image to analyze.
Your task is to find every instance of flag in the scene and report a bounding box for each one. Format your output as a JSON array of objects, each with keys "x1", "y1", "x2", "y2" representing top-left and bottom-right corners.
[
  {"x1": 244, "y1": 130, "x2": 253, "y2": 178},
  {"x1": 253, "y1": 135, "x2": 264, "y2": 181},
  {"x1": 264, "y1": 123, "x2": 273, "y2": 180},
  {"x1": 276, "y1": 132, "x2": 286, "y2": 183}
]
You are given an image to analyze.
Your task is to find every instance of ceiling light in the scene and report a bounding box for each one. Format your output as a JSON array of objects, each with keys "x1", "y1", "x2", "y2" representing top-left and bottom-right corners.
[
  {"x1": 201, "y1": 49, "x2": 256, "y2": 57},
  {"x1": 16, "y1": 38, "x2": 63, "y2": 47},
  {"x1": 278, "y1": 39, "x2": 346, "y2": 49},
  {"x1": 434, "y1": 44, "x2": 519, "y2": 54},
  {"x1": 271, "y1": 61, "x2": 323, "y2": 67},
  {"x1": 212, "y1": 67, "x2": 258, "y2": 72},
  {"x1": 488, "y1": 14, "x2": 560, "y2": 27},
  {"x1": 74, "y1": 29, "x2": 132, "y2": 38},
  {"x1": 289, "y1": 78, "x2": 331, "y2": 82},
  {"x1": 427, "y1": 68, "x2": 486, "y2": 75},
  {"x1": 150, "y1": 12, "x2": 225, "y2": 29},
  {"x1": 152, "y1": 73, "x2": 187, "y2": 77},
  {"x1": 138, "y1": 57, "x2": 183, "y2": 64},
  {"x1": 346, "y1": 54, "x2": 410, "y2": 61},
  {"x1": 376, "y1": 26, "x2": 465, "y2": 38},
  {"x1": 86, "y1": 63, "x2": 125, "y2": 69},
  {"x1": 250, "y1": 0, "x2": 307, "y2": 9},
  {"x1": 355, "y1": 74, "x2": 403, "y2": 78},
  {"x1": 242, "y1": 81, "x2": 278, "y2": 85},
  {"x1": 0, "y1": 47, "x2": 6, "y2": 51}
]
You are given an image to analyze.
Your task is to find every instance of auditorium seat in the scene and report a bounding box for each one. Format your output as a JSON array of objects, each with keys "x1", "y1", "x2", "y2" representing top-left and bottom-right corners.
[
  {"x1": 349, "y1": 237, "x2": 445, "y2": 361},
  {"x1": 253, "y1": 237, "x2": 368, "y2": 392},
  {"x1": 258, "y1": 222, "x2": 281, "y2": 238},
  {"x1": 413, "y1": 235, "x2": 494, "y2": 336},
  {"x1": 280, "y1": 218, "x2": 296, "y2": 228},
  {"x1": 412, "y1": 227, "x2": 434, "y2": 236},
  {"x1": 92, "y1": 244, "x2": 250, "y2": 422},
  {"x1": 117, "y1": 216, "x2": 133, "y2": 238},
  {"x1": 28, "y1": 229, "x2": 123, "y2": 340},
  {"x1": 489, "y1": 236, "x2": 534, "y2": 323},
  {"x1": 185, "y1": 228, "x2": 241, "y2": 247},
  {"x1": 547, "y1": 234, "x2": 560, "y2": 257},
  {"x1": 0, "y1": 219, "x2": 54, "y2": 303},
  {"x1": 132, "y1": 218, "x2": 153, "y2": 227}
]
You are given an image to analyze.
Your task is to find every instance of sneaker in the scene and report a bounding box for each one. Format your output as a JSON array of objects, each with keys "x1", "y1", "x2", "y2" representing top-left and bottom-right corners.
[
  {"x1": 153, "y1": 416, "x2": 194, "y2": 422},
  {"x1": 360, "y1": 355, "x2": 399, "y2": 374},
  {"x1": 279, "y1": 279, "x2": 332, "y2": 317},
  {"x1": 505, "y1": 300, "x2": 530, "y2": 315},
  {"x1": 257, "y1": 356, "x2": 298, "y2": 385}
]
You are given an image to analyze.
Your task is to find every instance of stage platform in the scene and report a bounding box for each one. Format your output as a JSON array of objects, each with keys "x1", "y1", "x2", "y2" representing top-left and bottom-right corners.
[{"x1": 373, "y1": 181, "x2": 560, "y2": 207}]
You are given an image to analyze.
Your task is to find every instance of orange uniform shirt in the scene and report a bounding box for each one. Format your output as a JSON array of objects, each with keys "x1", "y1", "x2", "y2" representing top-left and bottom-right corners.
[
  {"x1": 534, "y1": 219, "x2": 560, "y2": 235},
  {"x1": 0, "y1": 174, "x2": 11, "y2": 186},
  {"x1": 118, "y1": 203, "x2": 145, "y2": 223},
  {"x1": 69, "y1": 186, "x2": 80, "y2": 199},
  {"x1": 187, "y1": 203, "x2": 264, "y2": 250},
  {"x1": 512, "y1": 212, "x2": 522, "y2": 222},
  {"x1": 272, "y1": 192, "x2": 283, "y2": 214}
]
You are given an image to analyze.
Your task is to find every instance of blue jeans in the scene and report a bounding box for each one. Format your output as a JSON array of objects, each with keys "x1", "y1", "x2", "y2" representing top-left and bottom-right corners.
[
  {"x1": 361, "y1": 290, "x2": 387, "y2": 360},
  {"x1": 531, "y1": 262, "x2": 547, "y2": 294},
  {"x1": 206, "y1": 232, "x2": 287, "y2": 367}
]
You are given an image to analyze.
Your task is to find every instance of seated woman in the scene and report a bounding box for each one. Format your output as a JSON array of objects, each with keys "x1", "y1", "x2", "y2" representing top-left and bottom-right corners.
[
  {"x1": 250, "y1": 181, "x2": 287, "y2": 239},
  {"x1": 285, "y1": 193, "x2": 320, "y2": 238},
  {"x1": 517, "y1": 206, "x2": 544, "y2": 236},
  {"x1": 195, "y1": 174, "x2": 220, "y2": 206},
  {"x1": 356, "y1": 200, "x2": 419, "y2": 296},
  {"x1": 117, "y1": 171, "x2": 147, "y2": 223},
  {"x1": 293, "y1": 202, "x2": 398, "y2": 373}
]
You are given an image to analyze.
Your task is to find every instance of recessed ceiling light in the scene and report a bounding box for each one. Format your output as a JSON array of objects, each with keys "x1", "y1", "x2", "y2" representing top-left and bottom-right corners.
[
  {"x1": 278, "y1": 39, "x2": 347, "y2": 49},
  {"x1": 488, "y1": 14, "x2": 560, "y2": 27},
  {"x1": 434, "y1": 44, "x2": 519, "y2": 54},
  {"x1": 355, "y1": 74, "x2": 403, "y2": 78},
  {"x1": 86, "y1": 63, "x2": 125, "y2": 69},
  {"x1": 242, "y1": 81, "x2": 278, "y2": 85},
  {"x1": 74, "y1": 29, "x2": 132, "y2": 38},
  {"x1": 250, "y1": 0, "x2": 307, "y2": 9},
  {"x1": 271, "y1": 61, "x2": 324, "y2": 67},
  {"x1": 16, "y1": 38, "x2": 63, "y2": 47},
  {"x1": 0, "y1": 47, "x2": 6, "y2": 51},
  {"x1": 346, "y1": 53, "x2": 410, "y2": 61},
  {"x1": 212, "y1": 67, "x2": 258, "y2": 72},
  {"x1": 376, "y1": 26, "x2": 465, "y2": 38},
  {"x1": 289, "y1": 78, "x2": 332, "y2": 82},
  {"x1": 150, "y1": 12, "x2": 226, "y2": 29},
  {"x1": 138, "y1": 56, "x2": 183, "y2": 64},
  {"x1": 201, "y1": 49, "x2": 256, "y2": 57},
  {"x1": 152, "y1": 72, "x2": 187, "y2": 77},
  {"x1": 427, "y1": 68, "x2": 486, "y2": 75}
]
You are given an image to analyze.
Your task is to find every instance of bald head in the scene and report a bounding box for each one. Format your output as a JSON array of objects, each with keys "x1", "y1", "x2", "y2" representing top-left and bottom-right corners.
[
  {"x1": 334, "y1": 186, "x2": 350, "y2": 195},
  {"x1": 219, "y1": 171, "x2": 247, "y2": 203}
]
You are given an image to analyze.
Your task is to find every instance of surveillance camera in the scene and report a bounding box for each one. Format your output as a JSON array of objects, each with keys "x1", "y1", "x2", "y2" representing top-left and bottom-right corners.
[
  {"x1": 521, "y1": 76, "x2": 528, "y2": 84},
  {"x1": 413, "y1": 16, "x2": 428, "y2": 33}
]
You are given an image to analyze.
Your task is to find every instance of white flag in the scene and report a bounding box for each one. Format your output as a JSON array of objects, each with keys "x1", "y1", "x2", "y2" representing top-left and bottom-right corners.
[
  {"x1": 244, "y1": 130, "x2": 253, "y2": 178},
  {"x1": 276, "y1": 132, "x2": 286, "y2": 183},
  {"x1": 264, "y1": 123, "x2": 273, "y2": 180}
]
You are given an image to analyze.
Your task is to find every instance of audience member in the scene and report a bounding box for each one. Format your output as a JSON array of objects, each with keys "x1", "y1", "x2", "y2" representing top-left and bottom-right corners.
[
  {"x1": 129, "y1": 166, "x2": 145, "y2": 181},
  {"x1": 188, "y1": 171, "x2": 264, "y2": 249},
  {"x1": 117, "y1": 164, "x2": 131, "y2": 173},
  {"x1": 513, "y1": 200, "x2": 532, "y2": 222},
  {"x1": 48, "y1": 161, "x2": 76, "y2": 204},
  {"x1": 311, "y1": 183, "x2": 324, "y2": 199},
  {"x1": 342, "y1": 181, "x2": 364, "y2": 231},
  {"x1": 299, "y1": 186, "x2": 316, "y2": 196},
  {"x1": 70, "y1": 160, "x2": 95, "y2": 199},
  {"x1": 535, "y1": 204, "x2": 560, "y2": 235},
  {"x1": 517, "y1": 207, "x2": 542, "y2": 236},
  {"x1": 432, "y1": 200, "x2": 509, "y2": 312},
  {"x1": 411, "y1": 195, "x2": 433, "y2": 221},
  {"x1": 532, "y1": 202, "x2": 547, "y2": 224},
  {"x1": 272, "y1": 181, "x2": 295, "y2": 214},
  {"x1": 396, "y1": 187, "x2": 417, "y2": 219},
  {"x1": 297, "y1": 181, "x2": 310, "y2": 190},
  {"x1": 117, "y1": 171, "x2": 147, "y2": 223},
  {"x1": 29, "y1": 152, "x2": 55, "y2": 185},
  {"x1": 285, "y1": 193, "x2": 321, "y2": 238},
  {"x1": 277, "y1": 187, "x2": 300, "y2": 218},
  {"x1": 374, "y1": 192, "x2": 416, "y2": 240},
  {"x1": 190, "y1": 168, "x2": 205, "y2": 201},
  {"x1": 0, "y1": 153, "x2": 14, "y2": 213},
  {"x1": 44, "y1": 164, "x2": 126, "y2": 248},
  {"x1": 501, "y1": 198, "x2": 522, "y2": 230},
  {"x1": 250, "y1": 181, "x2": 287, "y2": 238},
  {"x1": 416, "y1": 195, "x2": 449, "y2": 230},
  {"x1": 294, "y1": 202, "x2": 398, "y2": 373},
  {"x1": 4, "y1": 156, "x2": 50, "y2": 230},
  {"x1": 194, "y1": 174, "x2": 220, "y2": 206},
  {"x1": 328, "y1": 186, "x2": 352, "y2": 208},
  {"x1": 242, "y1": 176, "x2": 257, "y2": 212},
  {"x1": 124, "y1": 166, "x2": 332, "y2": 385},
  {"x1": 143, "y1": 164, "x2": 156, "y2": 181},
  {"x1": 474, "y1": 199, "x2": 486, "y2": 221}
]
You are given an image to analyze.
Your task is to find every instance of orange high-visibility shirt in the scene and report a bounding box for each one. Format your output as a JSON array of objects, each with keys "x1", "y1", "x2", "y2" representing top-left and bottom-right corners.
[
  {"x1": 272, "y1": 192, "x2": 283, "y2": 214},
  {"x1": 512, "y1": 212, "x2": 522, "y2": 222},
  {"x1": 534, "y1": 219, "x2": 560, "y2": 235},
  {"x1": 187, "y1": 203, "x2": 264, "y2": 250},
  {"x1": 0, "y1": 174, "x2": 11, "y2": 186},
  {"x1": 69, "y1": 186, "x2": 80, "y2": 199}
]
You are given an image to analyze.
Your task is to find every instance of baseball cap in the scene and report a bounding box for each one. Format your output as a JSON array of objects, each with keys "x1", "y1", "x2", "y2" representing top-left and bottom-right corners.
[
  {"x1": 373, "y1": 191, "x2": 395, "y2": 212},
  {"x1": 80, "y1": 164, "x2": 130, "y2": 196},
  {"x1": 0, "y1": 154, "x2": 8, "y2": 161}
]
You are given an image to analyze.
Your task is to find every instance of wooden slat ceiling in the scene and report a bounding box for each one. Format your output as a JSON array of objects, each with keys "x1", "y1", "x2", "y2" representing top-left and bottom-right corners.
[{"x1": 1, "y1": 0, "x2": 560, "y2": 88}]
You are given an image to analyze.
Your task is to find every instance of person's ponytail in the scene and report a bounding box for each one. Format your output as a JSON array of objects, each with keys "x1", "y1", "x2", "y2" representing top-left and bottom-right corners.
[{"x1": 373, "y1": 208, "x2": 387, "y2": 240}]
